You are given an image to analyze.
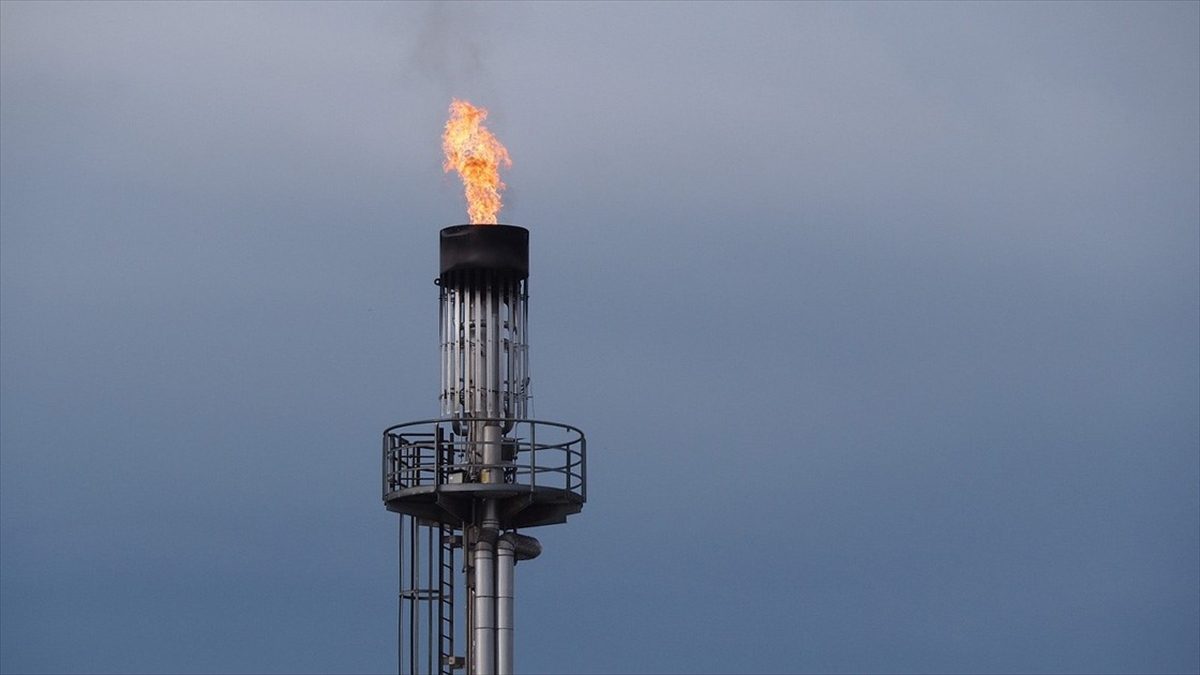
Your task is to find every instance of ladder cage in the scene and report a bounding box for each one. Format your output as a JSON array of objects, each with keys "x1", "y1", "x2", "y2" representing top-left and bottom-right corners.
[{"x1": 398, "y1": 517, "x2": 459, "y2": 675}]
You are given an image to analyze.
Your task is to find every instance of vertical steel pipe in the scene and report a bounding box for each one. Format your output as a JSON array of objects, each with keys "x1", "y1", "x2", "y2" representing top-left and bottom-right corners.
[
  {"x1": 473, "y1": 498, "x2": 500, "y2": 675},
  {"x1": 496, "y1": 536, "x2": 515, "y2": 675},
  {"x1": 472, "y1": 533, "x2": 495, "y2": 675}
]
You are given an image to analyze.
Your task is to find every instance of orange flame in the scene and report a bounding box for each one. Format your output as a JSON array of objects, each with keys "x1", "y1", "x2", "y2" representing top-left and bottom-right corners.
[{"x1": 442, "y1": 99, "x2": 511, "y2": 225}]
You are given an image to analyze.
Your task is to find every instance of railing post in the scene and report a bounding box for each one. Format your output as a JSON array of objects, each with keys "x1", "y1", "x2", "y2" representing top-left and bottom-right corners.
[
  {"x1": 529, "y1": 422, "x2": 537, "y2": 489},
  {"x1": 434, "y1": 424, "x2": 442, "y2": 487}
]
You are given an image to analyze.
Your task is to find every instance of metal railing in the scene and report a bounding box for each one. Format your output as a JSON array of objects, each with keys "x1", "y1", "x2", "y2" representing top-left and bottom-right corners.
[{"x1": 382, "y1": 418, "x2": 586, "y2": 503}]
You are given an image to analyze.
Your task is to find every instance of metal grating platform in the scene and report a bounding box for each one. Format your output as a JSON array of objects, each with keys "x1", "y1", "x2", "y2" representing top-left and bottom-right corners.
[{"x1": 383, "y1": 418, "x2": 586, "y2": 530}]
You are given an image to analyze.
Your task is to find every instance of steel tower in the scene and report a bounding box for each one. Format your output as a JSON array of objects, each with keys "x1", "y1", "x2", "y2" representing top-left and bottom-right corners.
[{"x1": 382, "y1": 224, "x2": 586, "y2": 675}]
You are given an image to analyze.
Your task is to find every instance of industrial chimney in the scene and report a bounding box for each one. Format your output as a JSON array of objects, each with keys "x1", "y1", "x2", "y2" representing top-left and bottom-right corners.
[{"x1": 382, "y1": 224, "x2": 586, "y2": 675}]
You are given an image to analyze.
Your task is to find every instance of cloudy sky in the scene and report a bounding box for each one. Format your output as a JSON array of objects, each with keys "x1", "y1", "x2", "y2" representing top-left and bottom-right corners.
[{"x1": 1, "y1": 2, "x2": 1197, "y2": 674}]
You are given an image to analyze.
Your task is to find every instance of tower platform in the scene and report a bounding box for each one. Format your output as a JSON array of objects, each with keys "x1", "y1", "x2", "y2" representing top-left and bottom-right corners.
[{"x1": 382, "y1": 418, "x2": 586, "y2": 529}]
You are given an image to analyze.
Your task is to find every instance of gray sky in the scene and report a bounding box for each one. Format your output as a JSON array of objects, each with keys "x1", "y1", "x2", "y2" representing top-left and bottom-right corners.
[{"x1": 1, "y1": 2, "x2": 1197, "y2": 673}]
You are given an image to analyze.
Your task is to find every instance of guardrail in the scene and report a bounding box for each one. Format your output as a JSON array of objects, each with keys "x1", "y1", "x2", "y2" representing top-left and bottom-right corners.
[{"x1": 382, "y1": 418, "x2": 586, "y2": 503}]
